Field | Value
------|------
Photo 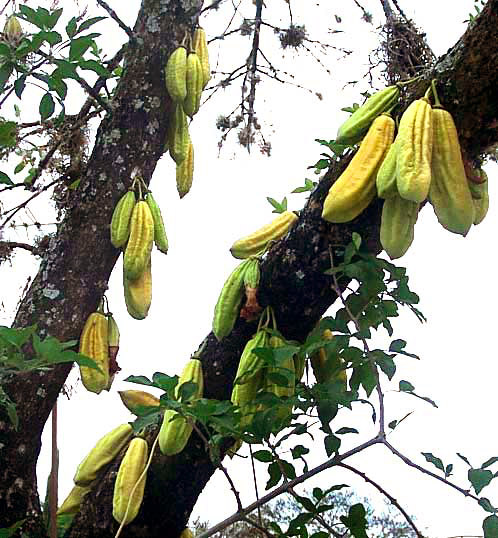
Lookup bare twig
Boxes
[338,462,424,537]
[0,241,40,256]
[96,0,134,40]
[383,440,481,503]
[1,179,59,228]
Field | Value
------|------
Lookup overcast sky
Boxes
[1,1,496,536]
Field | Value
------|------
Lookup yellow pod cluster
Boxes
[158,359,204,456]
[78,311,110,394]
[74,424,133,486]
[112,437,149,525]
[396,98,433,203]
[230,211,298,259]
[322,114,395,223]
[429,107,474,236]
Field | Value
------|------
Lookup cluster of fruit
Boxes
[110,178,168,320]
[322,81,489,259]
[165,28,211,198]
[58,360,204,528]
[212,210,298,341]
[78,303,120,394]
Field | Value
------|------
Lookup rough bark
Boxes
[0,0,497,536]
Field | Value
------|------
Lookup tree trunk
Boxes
[0,0,497,536]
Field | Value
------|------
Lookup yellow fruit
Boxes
[119,390,160,414]
[193,28,211,88]
[158,359,204,456]
[230,211,298,259]
[112,437,149,525]
[336,85,399,145]
[57,485,91,516]
[183,52,203,117]
[110,190,136,248]
[428,107,474,235]
[168,104,190,165]
[376,138,399,199]
[165,46,187,102]
[176,141,194,198]
[231,330,268,408]
[212,259,252,341]
[74,424,133,486]
[123,201,154,280]
[322,114,395,223]
[310,329,347,384]
[396,98,433,203]
[123,256,152,320]
[145,191,168,254]
[380,194,419,259]
[78,312,110,394]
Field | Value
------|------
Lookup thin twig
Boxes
[338,462,424,537]
[383,440,481,503]
[196,436,381,538]
[0,241,40,256]
[1,179,59,228]
[96,0,134,39]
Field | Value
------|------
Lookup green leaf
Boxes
[483,515,498,538]
[39,92,55,120]
[0,42,11,57]
[53,60,79,79]
[340,503,368,538]
[265,461,282,489]
[266,196,287,213]
[77,16,106,34]
[324,434,341,457]
[66,17,78,38]
[0,519,26,537]
[457,452,472,466]
[371,350,396,380]
[151,372,178,392]
[0,326,35,348]
[399,380,415,392]
[335,427,358,435]
[69,36,94,61]
[78,59,111,78]
[291,444,309,459]
[14,75,26,99]
[0,62,14,93]
[292,178,316,193]
[421,452,446,473]
[469,468,494,495]
[252,450,273,462]
[0,172,14,185]
[482,457,498,469]
[0,121,16,148]
[479,498,497,514]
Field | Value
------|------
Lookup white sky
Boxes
[1,1,496,537]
